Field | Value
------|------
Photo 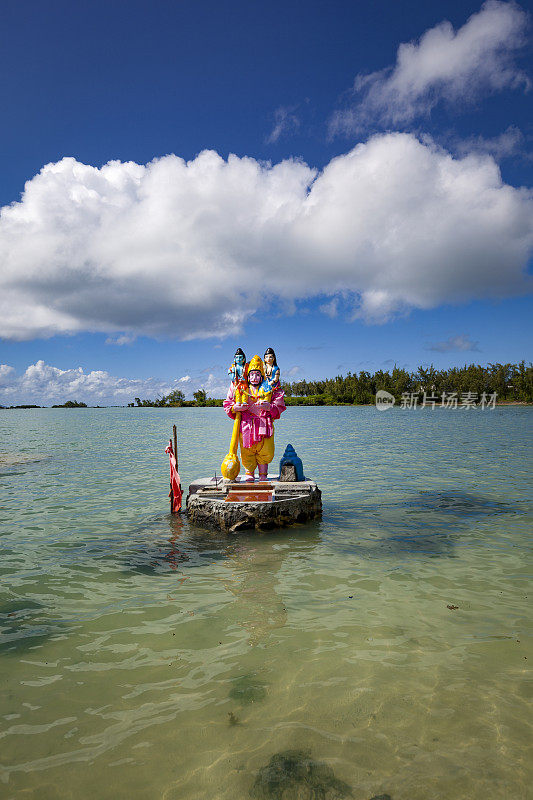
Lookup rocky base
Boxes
[186,478,322,533]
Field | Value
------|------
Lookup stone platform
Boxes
[186,476,322,533]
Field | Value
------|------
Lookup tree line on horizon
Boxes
[131,389,222,407]
[282,360,532,405]
[133,361,532,407]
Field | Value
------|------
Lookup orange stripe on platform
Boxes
[225,490,273,503]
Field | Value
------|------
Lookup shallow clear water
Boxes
[0,406,531,800]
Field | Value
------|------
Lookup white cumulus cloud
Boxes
[105,333,136,346]
[319,298,339,318]
[330,1,530,134]
[0,361,229,406]
[0,364,16,386]
[266,105,301,144]
[0,133,532,339]
[427,334,481,352]
[453,125,527,160]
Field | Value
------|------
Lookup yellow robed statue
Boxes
[221,354,286,481]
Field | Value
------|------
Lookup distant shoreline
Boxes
[1,400,531,409]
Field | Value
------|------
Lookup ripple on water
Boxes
[0,407,531,799]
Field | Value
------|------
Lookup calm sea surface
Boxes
[0,406,531,800]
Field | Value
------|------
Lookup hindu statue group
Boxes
[221,348,285,481]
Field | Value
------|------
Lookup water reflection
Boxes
[222,541,289,647]
[122,515,232,575]
[119,517,322,658]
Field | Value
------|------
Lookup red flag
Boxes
[165,440,182,513]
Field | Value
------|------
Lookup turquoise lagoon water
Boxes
[0,406,531,799]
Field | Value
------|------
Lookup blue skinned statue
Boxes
[228,348,247,384]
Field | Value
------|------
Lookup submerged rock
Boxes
[229,673,267,704]
[187,478,322,532]
[250,749,353,799]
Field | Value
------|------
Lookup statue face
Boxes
[235,354,245,365]
[248,369,262,386]
[264,353,274,365]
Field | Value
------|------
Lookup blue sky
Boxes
[0,0,532,404]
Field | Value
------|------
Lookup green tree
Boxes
[164,389,185,406]
[193,389,207,405]
[281,381,293,397]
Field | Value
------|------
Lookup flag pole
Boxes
[166,429,183,514]
[170,425,178,513]
[169,427,174,512]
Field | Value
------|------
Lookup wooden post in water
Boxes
[170,424,178,513]
[169,427,174,512]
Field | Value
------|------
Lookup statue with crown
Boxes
[182,347,322,530]
[221,348,286,481]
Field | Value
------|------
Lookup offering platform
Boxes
[187,476,322,533]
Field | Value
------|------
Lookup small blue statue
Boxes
[228,348,247,384]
